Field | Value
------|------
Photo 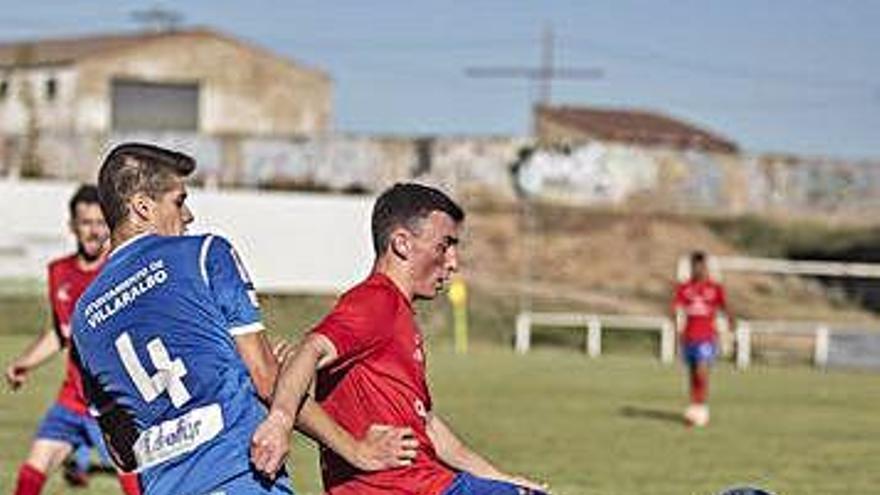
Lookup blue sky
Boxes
[1,1,878,158]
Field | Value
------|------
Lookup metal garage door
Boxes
[111,79,199,131]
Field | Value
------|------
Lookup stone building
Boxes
[0,28,331,138]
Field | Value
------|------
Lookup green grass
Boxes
[2,295,879,494]
[702,214,879,258]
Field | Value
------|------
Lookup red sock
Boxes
[118,472,141,495]
[14,464,46,495]
[691,370,708,404]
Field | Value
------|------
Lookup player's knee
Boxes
[27,439,73,472]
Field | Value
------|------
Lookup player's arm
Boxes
[670,284,684,335]
[670,307,681,334]
[234,331,279,404]
[204,237,413,474]
[254,334,417,474]
[719,285,736,332]
[4,325,62,389]
[426,412,548,493]
[296,395,418,471]
[202,235,280,402]
[250,332,337,476]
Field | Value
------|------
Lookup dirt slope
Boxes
[462,205,876,322]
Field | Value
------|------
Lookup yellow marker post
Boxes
[448,277,469,354]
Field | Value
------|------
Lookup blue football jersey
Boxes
[71,234,284,495]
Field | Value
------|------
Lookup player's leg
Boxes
[682,344,700,425]
[14,404,87,495]
[14,439,73,495]
[692,361,710,405]
[442,472,548,495]
[118,471,142,495]
[62,444,93,486]
[683,341,715,426]
[74,444,92,471]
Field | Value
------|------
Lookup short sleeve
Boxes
[672,283,685,309]
[46,263,67,346]
[201,235,264,336]
[311,285,398,367]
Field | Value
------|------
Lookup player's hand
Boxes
[250,409,294,479]
[4,363,28,390]
[271,339,296,365]
[351,424,419,471]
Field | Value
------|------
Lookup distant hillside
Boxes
[462,204,878,323]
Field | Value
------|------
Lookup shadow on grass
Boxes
[619,405,684,425]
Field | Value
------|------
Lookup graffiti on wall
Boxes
[3,131,880,217]
[516,143,659,203]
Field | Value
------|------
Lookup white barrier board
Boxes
[0,179,375,294]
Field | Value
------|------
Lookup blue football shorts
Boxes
[197,469,294,495]
[35,403,110,464]
[683,340,717,366]
[442,472,547,495]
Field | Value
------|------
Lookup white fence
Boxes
[734,320,829,369]
[0,179,375,294]
[677,254,880,282]
[514,311,880,371]
[514,312,676,364]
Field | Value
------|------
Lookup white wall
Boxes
[188,187,375,293]
[0,179,375,294]
[0,67,77,134]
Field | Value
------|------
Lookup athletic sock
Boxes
[691,371,708,404]
[118,472,142,495]
[14,464,47,495]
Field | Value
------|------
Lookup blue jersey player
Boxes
[71,143,418,495]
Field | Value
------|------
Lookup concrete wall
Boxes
[0,179,376,293]
[515,144,880,217]
[2,131,880,219]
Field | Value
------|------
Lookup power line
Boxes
[463,24,603,105]
[563,36,877,91]
[267,32,877,93]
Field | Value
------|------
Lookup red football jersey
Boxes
[48,254,103,415]
[312,272,456,495]
[673,279,727,343]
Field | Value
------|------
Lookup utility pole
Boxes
[464,24,603,110]
[465,25,603,321]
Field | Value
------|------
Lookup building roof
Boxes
[536,105,738,154]
[0,29,204,67]
[0,28,327,79]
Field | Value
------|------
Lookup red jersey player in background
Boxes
[671,251,735,427]
[250,183,547,495]
[5,185,139,495]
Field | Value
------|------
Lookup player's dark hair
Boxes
[691,251,707,264]
[98,143,196,230]
[371,182,464,256]
[68,184,100,220]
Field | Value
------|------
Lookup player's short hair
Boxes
[68,184,100,220]
[371,183,465,256]
[691,251,707,265]
[98,143,196,230]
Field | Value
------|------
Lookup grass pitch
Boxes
[1,295,878,494]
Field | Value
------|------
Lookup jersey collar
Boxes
[109,233,153,259]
